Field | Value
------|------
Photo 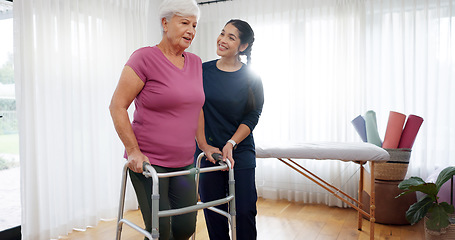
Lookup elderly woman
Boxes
[109,0,202,239]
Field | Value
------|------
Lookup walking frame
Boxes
[115,152,237,240]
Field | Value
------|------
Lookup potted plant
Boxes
[397,166,455,239]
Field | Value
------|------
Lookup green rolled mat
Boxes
[364,110,382,147]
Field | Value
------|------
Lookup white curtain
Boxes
[13,0,455,238]
[14,0,161,239]
[191,0,455,206]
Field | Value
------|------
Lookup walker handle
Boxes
[211,153,225,165]
[142,154,224,172]
[143,161,152,172]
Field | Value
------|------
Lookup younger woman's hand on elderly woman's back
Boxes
[127,150,149,173]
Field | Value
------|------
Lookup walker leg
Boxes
[116,162,129,240]
[230,212,237,240]
[191,157,202,240]
[229,165,237,240]
[150,167,160,240]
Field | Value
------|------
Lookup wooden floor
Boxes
[61,198,425,240]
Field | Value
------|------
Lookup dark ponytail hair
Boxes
[226,19,255,65]
[226,19,257,114]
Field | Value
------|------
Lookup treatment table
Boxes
[255,142,390,240]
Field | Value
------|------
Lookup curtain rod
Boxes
[198,0,232,5]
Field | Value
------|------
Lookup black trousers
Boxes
[129,164,197,240]
[199,167,258,240]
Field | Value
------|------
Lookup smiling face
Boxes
[162,14,197,51]
[216,23,248,58]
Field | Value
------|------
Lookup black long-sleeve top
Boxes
[195,60,264,169]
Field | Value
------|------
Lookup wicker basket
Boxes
[424,215,455,240]
[372,148,411,181]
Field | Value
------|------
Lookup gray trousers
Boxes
[129,164,197,240]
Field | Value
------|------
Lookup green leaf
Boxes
[408,183,439,198]
[398,177,426,190]
[439,202,455,214]
[426,204,451,231]
[406,196,434,225]
[396,190,413,198]
[435,167,455,190]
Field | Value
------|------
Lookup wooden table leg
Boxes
[370,162,375,240]
[358,163,364,230]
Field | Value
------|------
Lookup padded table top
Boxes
[255,142,390,162]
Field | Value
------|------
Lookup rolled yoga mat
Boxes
[382,111,406,149]
[351,115,367,142]
[398,114,424,149]
[364,110,382,147]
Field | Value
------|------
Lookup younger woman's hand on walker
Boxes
[200,145,222,165]
[222,144,235,169]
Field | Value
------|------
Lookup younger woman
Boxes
[195,19,264,240]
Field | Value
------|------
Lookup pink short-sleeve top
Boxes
[124,46,204,168]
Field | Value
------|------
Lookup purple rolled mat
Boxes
[398,114,424,149]
[351,115,367,142]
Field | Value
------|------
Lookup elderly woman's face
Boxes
[163,15,197,50]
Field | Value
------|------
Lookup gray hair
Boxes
[159,0,200,23]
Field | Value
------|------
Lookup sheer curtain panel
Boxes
[191,0,455,206]
[14,0,161,239]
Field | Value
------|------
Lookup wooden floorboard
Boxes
[60,197,425,240]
